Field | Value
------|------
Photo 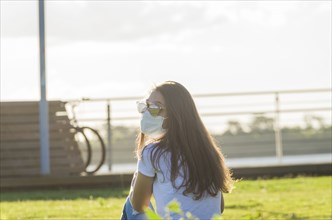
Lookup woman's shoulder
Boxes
[143,142,158,152]
[145,142,159,149]
[141,142,159,158]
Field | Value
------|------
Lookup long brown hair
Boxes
[136,81,233,199]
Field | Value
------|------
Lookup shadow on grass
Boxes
[0,187,129,202]
[240,209,329,220]
[226,201,330,220]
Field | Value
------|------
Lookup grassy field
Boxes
[0,176,331,220]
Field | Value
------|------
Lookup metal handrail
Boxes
[64,88,331,103]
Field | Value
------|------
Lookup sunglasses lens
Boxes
[148,108,160,117]
[136,102,147,113]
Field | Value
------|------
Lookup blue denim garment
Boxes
[121,196,155,220]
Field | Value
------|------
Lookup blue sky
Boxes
[1,1,331,101]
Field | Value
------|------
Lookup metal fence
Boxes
[64,88,331,173]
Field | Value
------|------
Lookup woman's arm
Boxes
[130,172,154,212]
[221,193,224,214]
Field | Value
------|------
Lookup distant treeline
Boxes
[107,114,331,141]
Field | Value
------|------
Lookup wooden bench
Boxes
[0,101,85,177]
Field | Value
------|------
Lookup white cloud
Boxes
[0,1,225,44]
[3,1,321,46]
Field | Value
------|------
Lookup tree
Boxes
[249,114,274,133]
[225,120,244,135]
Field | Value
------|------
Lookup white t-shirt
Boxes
[137,143,222,220]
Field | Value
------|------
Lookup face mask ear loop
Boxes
[162,118,168,130]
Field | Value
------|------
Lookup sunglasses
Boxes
[136,100,165,117]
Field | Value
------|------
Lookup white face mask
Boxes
[140,111,166,139]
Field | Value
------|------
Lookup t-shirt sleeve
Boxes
[137,144,156,177]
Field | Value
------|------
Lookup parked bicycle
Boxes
[68,102,106,175]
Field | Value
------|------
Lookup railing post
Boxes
[274,92,283,163]
[107,101,112,171]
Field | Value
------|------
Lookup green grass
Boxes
[0,176,331,219]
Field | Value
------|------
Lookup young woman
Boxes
[121,81,233,219]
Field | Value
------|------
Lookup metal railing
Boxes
[65,88,331,171]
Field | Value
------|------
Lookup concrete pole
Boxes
[38,0,50,175]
